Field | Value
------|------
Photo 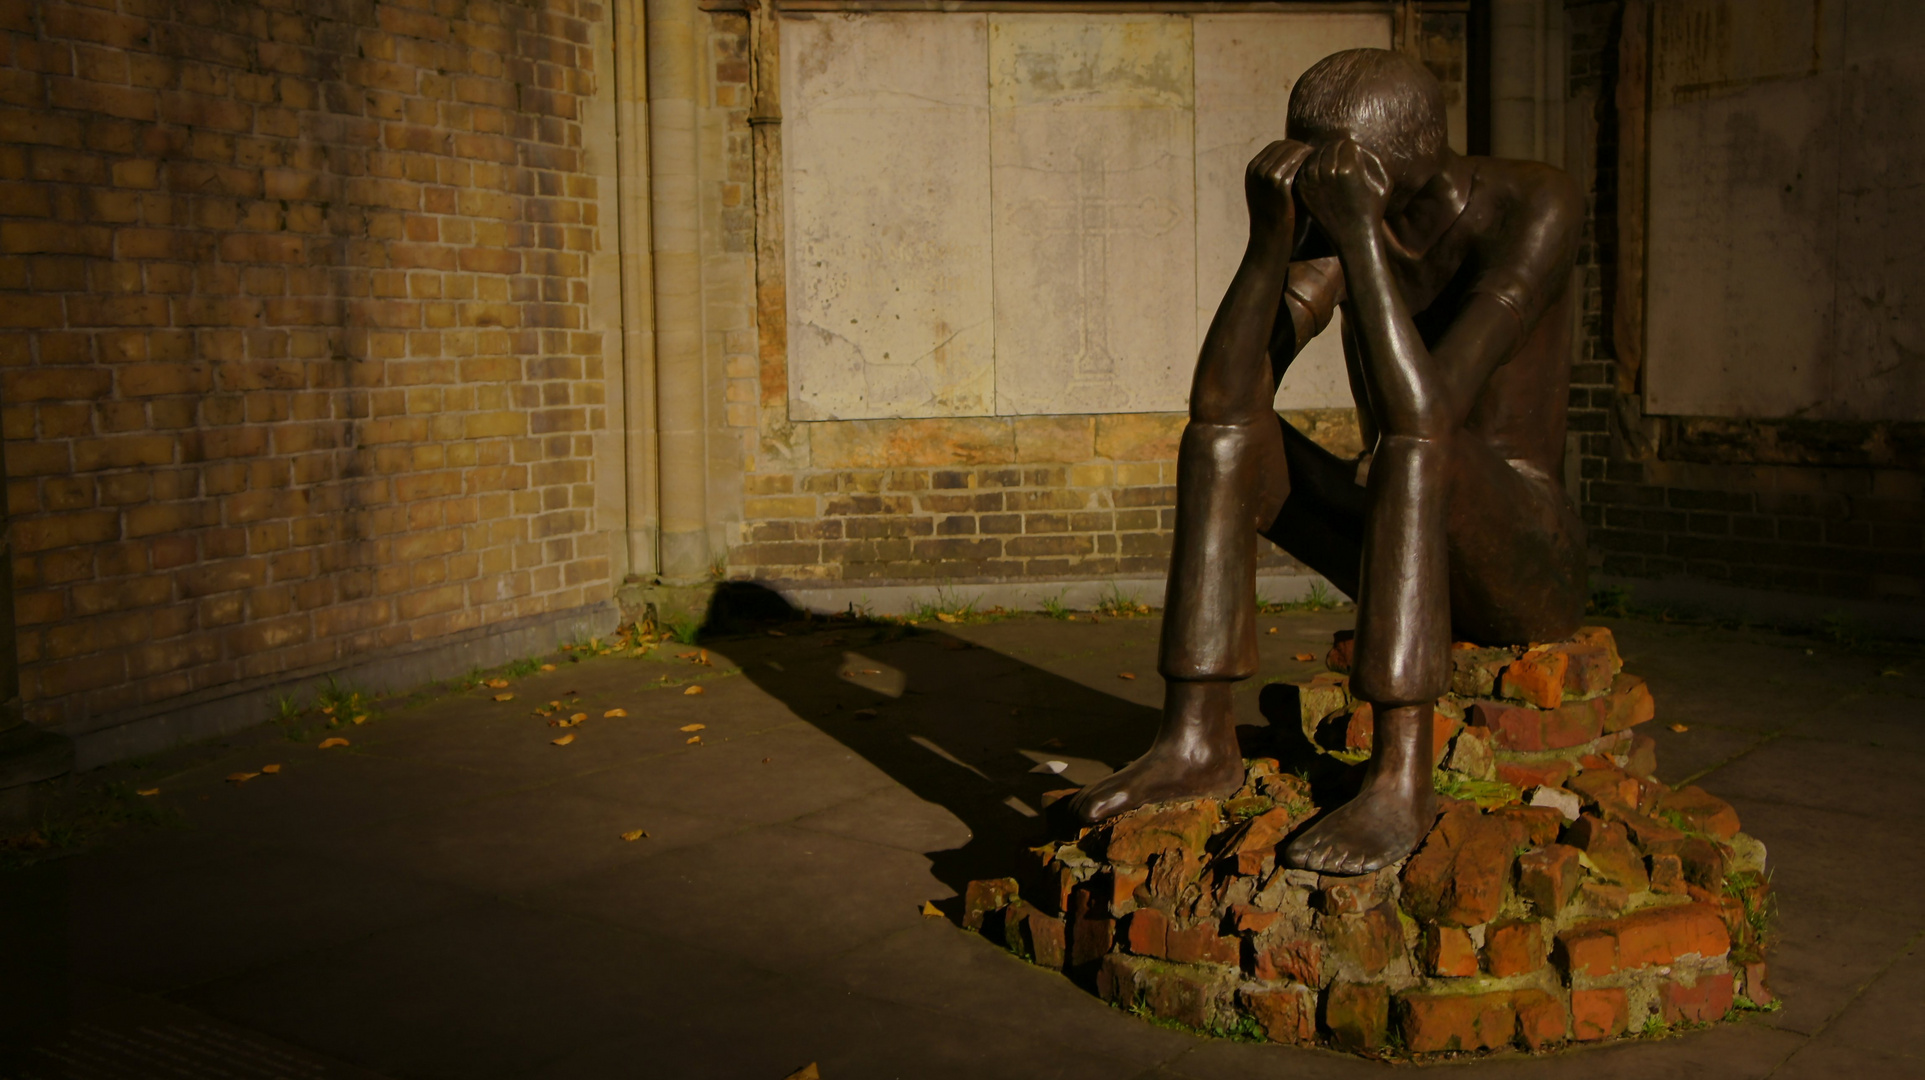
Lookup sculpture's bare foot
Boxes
[1070,682,1245,825]
[1285,703,1438,875]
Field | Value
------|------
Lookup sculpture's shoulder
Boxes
[1470,157,1583,253]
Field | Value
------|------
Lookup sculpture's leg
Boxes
[1285,432,1450,874]
[1068,420,1271,824]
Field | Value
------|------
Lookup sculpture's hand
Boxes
[1245,139,1314,256]
[1297,138,1392,247]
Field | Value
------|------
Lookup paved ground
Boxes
[2,600,1920,1079]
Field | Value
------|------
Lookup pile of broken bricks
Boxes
[966,626,1773,1057]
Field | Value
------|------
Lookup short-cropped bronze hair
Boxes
[1287,48,1448,177]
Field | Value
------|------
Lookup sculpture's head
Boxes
[1286,48,1450,209]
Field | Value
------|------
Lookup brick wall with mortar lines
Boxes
[0,0,614,728]
[1563,0,1922,610]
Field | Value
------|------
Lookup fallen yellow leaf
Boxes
[603,707,627,718]
[1118,672,1136,680]
[699,649,709,665]
[494,693,514,702]
[686,735,702,745]
[920,900,942,917]
[539,663,556,671]
[552,733,576,746]
[935,612,957,623]
[784,1064,820,1080]
[1668,723,1690,733]
[677,650,700,660]
[487,679,509,689]
[318,737,349,749]
[683,685,704,696]
[260,764,282,774]
[136,787,159,796]
[226,772,259,783]
[680,723,705,732]
[549,700,561,707]
[621,829,650,841]
[1267,627,1279,635]
[571,712,588,723]
[767,629,786,637]
[351,714,368,725]
[321,706,335,715]
[1294,652,1317,662]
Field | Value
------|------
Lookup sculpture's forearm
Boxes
[1189,237,1293,426]
[1337,232,1450,439]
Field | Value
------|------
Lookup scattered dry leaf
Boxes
[784,1065,820,1080]
[762,757,772,764]
[683,685,705,696]
[1294,652,1317,662]
[351,714,368,725]
[486,679,509,689]
[1267,627,1279,635]
[935,612,958,624]
[552,733,576,746]
[571,712,588,723]
[1668,723,1690,733]
[318,737,349,749]
[136,787,159,796]
[677,650,700,660]
[920,901,942,917]
[685,735,702,745]
[698,649,710,665]
[1064,614,1076,621]
[603,707,627,718]
[620,829,649,841]
[1040,737,1064,749]
[853,708,879,719]
[493,693,514,702]
[539,663,556,671]
[321,706,335,715]
[1118,672,1136,680]
[767,629,786,637]
[680,723,706,732]
[226,772,259,783]
[260,764,282,775]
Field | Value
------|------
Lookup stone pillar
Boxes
[646,0,713,584]
[612,0,662,580]
[1489,0,1565,166]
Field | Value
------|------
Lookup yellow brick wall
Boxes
[1,0,614,727]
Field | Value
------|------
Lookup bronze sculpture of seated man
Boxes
[1070,48,1587,876]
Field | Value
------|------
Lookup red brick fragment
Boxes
[1502,649,1569,708]
[1228,904,1280,935]
[1324,900,1403,976]
[1580,881,1631,913]
[1324,981,1389,1051]
[1165,924,1238,966]
[1491,804,1565,848]
[1220,806,1294,877]
[1242,985,1317,1044]
[1660,972,1735,1025]
[1325,632,1355,673]
[1564,814,1650,891]
[1123,907,1170,957]
[1024,909,1067,969]
[1423,924,1478,977]
[1106,801,1219,864]
[1318,875,1379,915]
[964,877,1018,930]
[1067,886,1114,967]
[1649,852,1688,894]
[1485,919,1549,976]
[1626,733,1659,778]
[1742,960,1773,1006]
[1250,934,1320,985]
[1571,987,1628,1041]
[1571,626,1622,667]
[1398,990,1517,1053]
[1602,673,1656,732]
[1401,804,1520,927]
[1496,759,1576,790]
[1646,836,1730,889]
[1657,785,1742,840]
[1148,847,1205,901]
[1514,988,1570,1048]
[1106,863,1149,916]
[1559,643,1617,696]
[1556,903,1732,977]
[1518,843,1584,917]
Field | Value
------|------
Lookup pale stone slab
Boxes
[989,14,1198,416]
[1192,13,1389,413]
[783,13,995,421]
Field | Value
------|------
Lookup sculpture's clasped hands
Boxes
[1244,139,1315,256]
[1296,138,1393,248]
